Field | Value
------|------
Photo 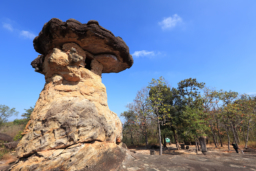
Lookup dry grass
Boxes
[0,145,12,160]
[0,123,23,161]
[203,141,256,149]
[0,124,24,138]
[247,141,256,148]
[1,153,12,161]
[0,152,17,165]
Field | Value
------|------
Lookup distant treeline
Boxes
[0,105,33,141]
[121,77,256,154]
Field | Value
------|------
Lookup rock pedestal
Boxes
[9,18,133,171]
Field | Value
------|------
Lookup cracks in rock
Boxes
[84,56,92,70]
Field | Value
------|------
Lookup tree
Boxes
[121,110,137,145]
[176,78,205,149]
[0,105,18,127]
[148,76,171,155]
[235,94,256,148]
[181,105,209,153]
[169,88,182,148]
[177,78,205,108]
[126,87,153,147]
[13,106,34,125]
[22,106,34,121]
[202,88,224,147]
[219,90,238,151]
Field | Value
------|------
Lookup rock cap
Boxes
[32,18,133,73]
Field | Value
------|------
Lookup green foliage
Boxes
[181,106,209,138]
[121,76,256,149]
[177,78,205,108]
[148,76,172,118]
[121,110,136,124]
[13,118,28,125]
[0,105,18,127]
[173,78,206,140]
[13,106,34,127]
[13,131,23,141]
[22,106,34,121]
[220,90,238,105]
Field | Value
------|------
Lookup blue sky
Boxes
[1,0,256,123]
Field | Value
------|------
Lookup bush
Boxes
[13,119,28,125]
[13,131,23,141]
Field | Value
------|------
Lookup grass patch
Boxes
[247,141,256,148]
[0,123,25,138]
[0,144,12,160]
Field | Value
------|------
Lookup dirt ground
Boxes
[120,144,256,171]
[1,144,256,171]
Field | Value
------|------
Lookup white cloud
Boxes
[20,30,36,39]
[159,14,183,30]
[132,50,155,57]
[2,20,36,40]
[2,23,13,31]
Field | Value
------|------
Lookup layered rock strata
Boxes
[10,19,132,171]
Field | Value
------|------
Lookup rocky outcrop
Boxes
[4,141,19,150]
[10,19,133,171]
[32,18,133,74]
[0,133,13,142]
[10,142,126,171]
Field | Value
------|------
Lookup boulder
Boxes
[0,133,13,142]
[10,18,133,171]
[4,141,19,150]
[32,18,133,74]
[9,141,126,171]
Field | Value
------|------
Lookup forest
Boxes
[121,77,256,155]
[1,76,256,157]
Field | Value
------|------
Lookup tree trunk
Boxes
[210,125,218,148]
[242,125,246,143]
[230,122,239,150]
[216,119,223,147]
[224,125,230,151]
[171,126,179,148]
[157,116,162,155]
[234,126,240,143]
[130,131,134,145]
[245,116,251,148]
[217,133,223,147]
[163,134,167,148]
[145,131,148,146]
[195,139,198,154]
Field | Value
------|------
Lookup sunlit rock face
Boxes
[10,18,132,171]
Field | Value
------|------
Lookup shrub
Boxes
[13,119,28,125]
[13,131,23,141]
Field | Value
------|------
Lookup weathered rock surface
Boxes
[11,18,132,170]
[117,150,256,171]
[17,46,122,157]
[10,142,126,171]
[32,18,133,74]
[4,141,19,150]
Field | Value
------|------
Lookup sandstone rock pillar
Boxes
[10,18,133,171]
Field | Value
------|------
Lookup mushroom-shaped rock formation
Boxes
[10,19,132,171]
[31,18,133,74]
